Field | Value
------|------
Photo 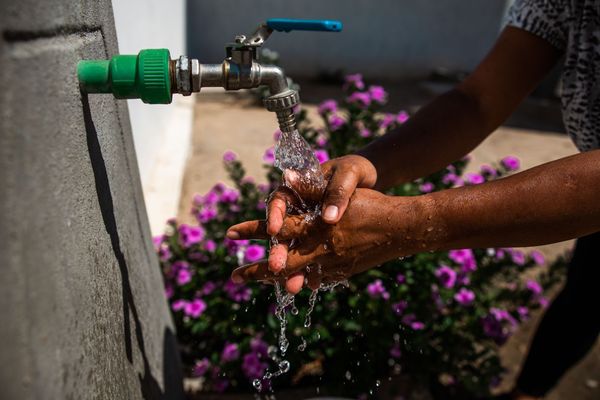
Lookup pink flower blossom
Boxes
[316,135,328,147]
[344,73,365,90]
[392,300,408,315]
[465,173,485,185]
[198,207,217,223]
[244,244,266,263]
[317,99,338,115]
[193,358,210,377]
[328,114,345,131]
[171,299,187,312]
[221,342,240,362]
[435,265,457,288]
[442,173,458,185]
[176,268,192,286]
[367,279,390,300]
[501,156,520,171]
[510,249,526,266]
[517,306,529,321]
[223,151,237,163]
[526,280,543,296]
[396,274,406,284]
[359,128,371,138]
[273,129,282,141]
[530,250,545,266]
[203,239,217,253]
[449,249,477,272]
[179,224,205,248]
[347,91,371,107]
[184,298,207,318]
[263,147,275,164]
[419,182,434,193]
[379,113,396,130]
[390,344,402,358]
[220,188,239,203]
[396,111,409,124]
[454,288,475,306]
[480,164,498,178]
[369,85,387,103]
[402,314,425,330]
[314,149,329,164]
[224,280,252,302]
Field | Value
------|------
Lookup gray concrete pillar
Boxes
[0,1,184,398]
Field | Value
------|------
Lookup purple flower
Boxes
[250,336,269,356]
[197,207,217,224]
[480,164,498,178]
[454,288,475,306]
[510,249,526,266]
[176,268,192,286]
[526,280,543,296]
[396,111,409,124]
[347,91,372,107]
[164,284,174,299]
[201,281,217,296]
[435,265,457,289]
[193,358,210,377]
[392,300,408,315]
[359,128,371,138]
[517,306,529,321]
[221,342,240,362]
[184,299,207,318]
[179,224,205,248]
[369,85,387,103]
[204,239,217,253]
[396,274,406,284]
[171,299,187,312]
[316,135,328,147]
[224,279,252,302]
[314,149,329,164]
[465,173,485,185]
[501,156,520,171]
[223,150,237,163]
[379,113,396,130]
[390,344,402,358]
[328,114,345,131]
[442,172,459,185]
[263,147,275,164]
[244,244,265,263]
[220,188,240,203]
[367,279,390,300]
[538,296,549,308]
[273,129,282,141]
[419,182,435,193]
[481,308,517,344]
[224,238,249,256]
[448,249,477,272]
[402,314,425,330]
[242,352,268,380]
[318,99,338,115]
[344,73,365,90]
[530,250,545,266]
[152,235,165,249]
[158,246,172,262]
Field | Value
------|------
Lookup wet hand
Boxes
[228,189,425,293]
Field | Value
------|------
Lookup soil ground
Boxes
[177,81,599,399]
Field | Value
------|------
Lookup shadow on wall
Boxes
[82,95,184,399]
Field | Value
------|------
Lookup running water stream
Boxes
[252,128,347,392]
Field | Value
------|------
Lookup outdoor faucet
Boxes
[77,19,342,134]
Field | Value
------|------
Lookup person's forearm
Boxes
[357,87,494,190]
[415,150,600,250]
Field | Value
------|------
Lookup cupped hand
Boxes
[262,155,378,293]
[228,189,428,293]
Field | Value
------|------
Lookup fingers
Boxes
[226,220,270,240]
[266,188,295,236]
[321,166,359,224]
[268,242,288,273]
[285,272,305,295]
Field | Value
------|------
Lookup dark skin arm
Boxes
[230,26,573,292]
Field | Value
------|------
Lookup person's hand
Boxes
[228,189,429,293]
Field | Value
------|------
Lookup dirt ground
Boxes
[177,86,599,399]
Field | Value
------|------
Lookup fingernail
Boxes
[323,205,338,221]
[226,230,240,239]
[231,274,243,284]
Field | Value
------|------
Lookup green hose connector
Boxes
[77,49,172,104]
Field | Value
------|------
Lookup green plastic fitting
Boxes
[77,49,172,104]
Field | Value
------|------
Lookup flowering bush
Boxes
[154,74,566,398]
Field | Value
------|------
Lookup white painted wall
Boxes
[188,0,512,78]
[112,0,193,234]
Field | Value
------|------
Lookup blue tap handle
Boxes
[266,18,343,33]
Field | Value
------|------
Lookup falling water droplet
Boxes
[345,371,352,380]
[376,380,381,387]
[279,360,290,373]
[253,379,262,391]
[291,306,299,315]
[297,337,307,351]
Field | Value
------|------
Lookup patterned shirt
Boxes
[507,0,600,151]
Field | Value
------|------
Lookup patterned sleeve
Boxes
[506,0,569,50]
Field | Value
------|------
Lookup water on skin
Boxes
[256,129,347,390]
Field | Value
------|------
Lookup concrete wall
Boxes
[0,1,184,398]
[112,0,192,235]
[187,0,511,79]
